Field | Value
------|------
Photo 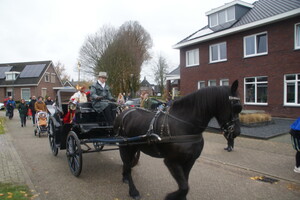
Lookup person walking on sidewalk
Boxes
[34,96,47,112]
[28,96,37,126]
[6,96,16,119]
[290,117,300,173]
[18,99,28,127]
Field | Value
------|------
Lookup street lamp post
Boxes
[77,61,81,83]
[130,74,134,98]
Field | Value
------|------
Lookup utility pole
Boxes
[77,61,81,83]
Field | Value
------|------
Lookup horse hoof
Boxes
[133,195,141,200]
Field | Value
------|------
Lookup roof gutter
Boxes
[173,8,300,49]
[0,84,38,87]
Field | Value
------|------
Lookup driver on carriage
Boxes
[90,72,116,125]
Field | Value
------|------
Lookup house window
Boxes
[41,88,47,98]
[186,49,199,67]
[220,79,229,86]
[5,72,20,81]
[45,73,50,82]
[209,6,235,27]
[210,42,227,63]
[295,23,300,50]
[208,80,217,86]
[244,76,268,105]
[21,88,30,101]
[210,13,218,27]
[284,74,300,106]
[51,73,56,83]
[198,81,205,89]
[244,32,268,57]
[6,88,12,97]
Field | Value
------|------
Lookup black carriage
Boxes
[48,88,140,177]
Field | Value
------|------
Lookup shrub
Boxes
[239,113,272,124]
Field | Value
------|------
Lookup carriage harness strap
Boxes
[120,108,203,144]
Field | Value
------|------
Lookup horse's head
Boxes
[216,80,242,140]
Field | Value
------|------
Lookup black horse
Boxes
[114,80,242,200]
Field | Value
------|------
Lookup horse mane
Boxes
[170,86,231,125]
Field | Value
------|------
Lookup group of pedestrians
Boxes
[4,95,53,127]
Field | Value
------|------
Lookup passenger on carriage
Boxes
[70,86,88,103]
[90,72,116,125]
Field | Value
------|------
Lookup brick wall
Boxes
[179,17,300,118]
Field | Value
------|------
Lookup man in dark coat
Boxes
[29,96,37,126]
[90,72,115,125]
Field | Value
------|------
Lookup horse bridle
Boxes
[221,96,241,140]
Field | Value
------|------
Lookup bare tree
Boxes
[152,54,169,95]
[78,25,117,76]
[78,21,153,96]
[54,61,70,83]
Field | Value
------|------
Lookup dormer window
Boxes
[5,71,20,81]
[206,1,253,31]
[209,6,235,28]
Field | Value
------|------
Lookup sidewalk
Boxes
[0,112,36,192]
[209,117,295,139]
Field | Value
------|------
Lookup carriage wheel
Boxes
[131,150,140,167]
[48,120,58,156]
[66,131,82,177]
[93,142,104,151]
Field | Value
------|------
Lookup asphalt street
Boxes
[1,110,300,200]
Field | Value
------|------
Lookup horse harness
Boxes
[119,95,241,144]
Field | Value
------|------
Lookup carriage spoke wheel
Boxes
[66,131,82,177]
[48,120,58,156]
[93,142,104,151]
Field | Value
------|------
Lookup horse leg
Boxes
[164,159,190,200]
[119,146,140,200]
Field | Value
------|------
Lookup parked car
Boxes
[125,98,141,108]
[0,103,5,110]
[125,98,164,111]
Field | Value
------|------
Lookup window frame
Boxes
[44,72,50,82]
[41,88,47,98]
[186,49,199,67]
[244,76,268,105]
[243,32,268,58]
[295,23,300,50]
[197,81,205,89]
[208,80,217,87]
[51,73,56,83]
[284,73,300,106]
[21,88,31,101]
[6,88,13,97]
[209,42,227,63]
[209,7,235,28]
[220,79,229,86]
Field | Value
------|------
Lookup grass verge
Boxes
[0,117,6,134]
[0,182,33,199]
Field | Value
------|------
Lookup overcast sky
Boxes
[0,0,256,83]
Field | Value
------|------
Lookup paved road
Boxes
[2,110,300,200]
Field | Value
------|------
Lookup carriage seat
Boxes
[75,102,98,123]
[77,102,96,113]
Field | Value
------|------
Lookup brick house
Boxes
[166,67,180,99]
[0,60,63,101]
[173,0,300,118]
